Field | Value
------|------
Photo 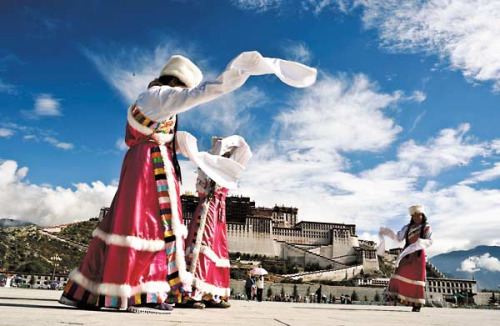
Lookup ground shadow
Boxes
[0,302,75,310]
[293,306,410,313]
[0,296,59,302]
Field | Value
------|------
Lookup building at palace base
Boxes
[181,194,379,277]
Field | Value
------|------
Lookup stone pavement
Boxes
[1,288,499,326]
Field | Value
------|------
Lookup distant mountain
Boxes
[430,245,500,290]
[0,218,36,228]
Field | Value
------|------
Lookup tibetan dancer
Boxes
[178,133,251,308]
[59,51,316,313]
[378,205,433,312]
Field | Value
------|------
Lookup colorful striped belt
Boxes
[131,105,175,135]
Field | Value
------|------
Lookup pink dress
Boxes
[385,223,432,307]
[184,177,231,302]
[181,135,252,303]
[60,106,191,309]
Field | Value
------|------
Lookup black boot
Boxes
[412,306,421,312]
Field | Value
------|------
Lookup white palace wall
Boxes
[227,223,277,256]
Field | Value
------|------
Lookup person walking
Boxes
[316,285,322,303]
[256,275,265,302]
[245,275,255,301]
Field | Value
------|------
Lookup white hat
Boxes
[409,205,425,216]
[160,55,203,88]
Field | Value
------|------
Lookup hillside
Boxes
[430,245,500,290]
[0,222,95,275]
[57,220,98,246]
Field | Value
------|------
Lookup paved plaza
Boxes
[1,288,499,326]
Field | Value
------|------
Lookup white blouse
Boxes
[135,51,317,121]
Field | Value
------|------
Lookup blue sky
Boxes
[1,0,500,257]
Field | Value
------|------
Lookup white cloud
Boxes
[0,128,14,138]
[82,40,267,136]
[276,74,404,157]
[406,90,426,103]
[409,111,426,133]
[458,253,500,273]
[0,122,73,151]
[182,86,267,137]
[81,41,204,104]
[34,94,62,116]
[365,124,488,179]
[491,139,500,154]
[302,0,349,14]
[232,0,282,12]
[460,162,500,185]
[226,77,499,256]
[115,138,128,151]
[0,160,116,226]
[283,41,313,65]
[236,73,423,233]
[354,0,500,91]
[43,137,74,150]
[0,79,16,94]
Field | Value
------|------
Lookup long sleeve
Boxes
[137,51,317,121]
[396,224,409,242]
[175,131,252,189]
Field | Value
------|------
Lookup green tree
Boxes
[29,275,35,287]
[489,292,497,304]
[281,286,285,298]
[267,287,273,298]
[374,292,381,302]
[351,290,359,301]
[16,260,46,274]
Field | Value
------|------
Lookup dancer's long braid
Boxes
[171,115,182,184]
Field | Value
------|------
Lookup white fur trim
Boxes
[200,246,231,268]
[193,277,231,298]
[160,145,193,287]
[385,291,426,304]
[180,224,188,239]
[127,105,153,136]
[159,196,170,204]
[151,131,174,145]
[69,269,170,309]
[189,200,210,274]
[409,205,425,215]
[390,274,426,287]
[92,228,166,252]
[160,55,203,89]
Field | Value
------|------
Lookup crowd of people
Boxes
[236,281,354,304]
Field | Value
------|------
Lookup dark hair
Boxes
[171,115,182,184]
[404,213,427,249]
[148,75,187,89]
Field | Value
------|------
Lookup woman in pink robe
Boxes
[58,52,316,312]
[182,135,251,308]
